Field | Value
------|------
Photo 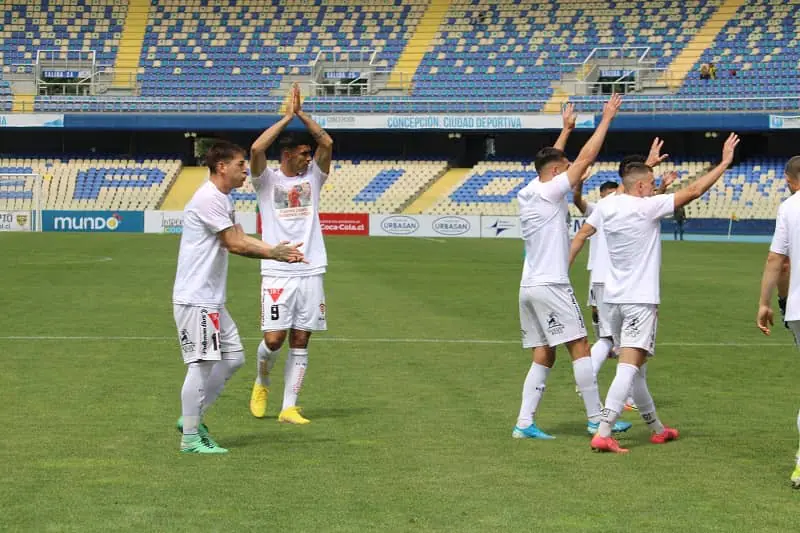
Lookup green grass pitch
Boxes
[1,233,798,532]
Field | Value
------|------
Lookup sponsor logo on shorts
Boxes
[624,318,641,338]
[208,312,220,331]
[547,312,565,336]
[179,328,195,354]
[267,288,284,303]
[319,302,326,320]
[199,309,219,355]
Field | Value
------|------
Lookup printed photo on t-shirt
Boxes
[273,182,312,219]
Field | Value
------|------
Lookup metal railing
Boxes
[10,95,800,114]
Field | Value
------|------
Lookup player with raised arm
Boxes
[569,133,740,453]
[248,84,334,425]
[513,94,633,440]
[756,155,800,487]
[172,141,304,454]
[572,139,676,397]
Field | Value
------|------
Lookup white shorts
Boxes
[519,284,587,348]
[589,283,613,338]
[173,305,243,364]
[608,303,658,355]
[261,275,327,332]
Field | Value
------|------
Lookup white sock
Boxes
[282,348,308,410]
[203,350,245,414]
[516,362,550,429]
[796,409,800,465]
[590,337,613,375]
[630,363,664,434]
[598,363,639,438]
[573,356,603,423]
[181,360,214,436]
[255,340,280,386]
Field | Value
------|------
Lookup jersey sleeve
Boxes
[250,167,274,192]
[584,201,596,217]
[644,193,676,220]
[585,204,602,229]
[770,204,789,256]
[539,172,571,203]
[197,193,235,234]
[310,160,329,186]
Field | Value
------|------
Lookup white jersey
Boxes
[770,191,800,320]
[586,193,675,304]
[518,172,571,286]
[253,160,328,277]
[172,181,236,306]
[584,201,610,285]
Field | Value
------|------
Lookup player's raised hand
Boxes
[721,133,740,166]
[292,83,302,115]
[602,93,623,121]
[272,241,307,263]
[757,304,774,336]
[661,170,679,189]
[562,102,577,130]
[646,137,669,167]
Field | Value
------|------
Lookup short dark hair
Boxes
[278,132,314,153]
[205,141,246,173]
[534,147,568,175]
[599,181,619,193]
[621,162,653,179]
[786,156,800,181]
[618,154,646,178]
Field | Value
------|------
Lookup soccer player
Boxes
[513,94,633,440]
[172,141,305,454]
[248,83,334,425]
[572,141,675,385]
[756,155,800,487]
[569,132,740,453]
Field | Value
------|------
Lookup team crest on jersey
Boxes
[267,288,284,302]
[547,312,565,335]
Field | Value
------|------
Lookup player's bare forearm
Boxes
[674,162,727,208]
[554,126,573,152]
[250,115,293,177]
[566,119,611,186]
[572,185,588,214]
[569,224,596,266]
[297,110,333,173]
[759,252,785,306]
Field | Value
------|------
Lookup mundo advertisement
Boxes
[42,211,144,232]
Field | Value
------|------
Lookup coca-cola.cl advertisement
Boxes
[319,213,369,235]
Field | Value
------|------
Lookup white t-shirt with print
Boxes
[253,160,327,277]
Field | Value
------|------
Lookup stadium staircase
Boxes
[112,0,150,89]
[12,93,34,113]
[659,0,747,89]
[387,0,451,91]
[404,167,470,214]
[160,166,206,210]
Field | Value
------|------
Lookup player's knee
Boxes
[263,332,286,352]
[289,329,311,348]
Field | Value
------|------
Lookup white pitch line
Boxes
[0,335,792,347]
[422,238,447,243]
